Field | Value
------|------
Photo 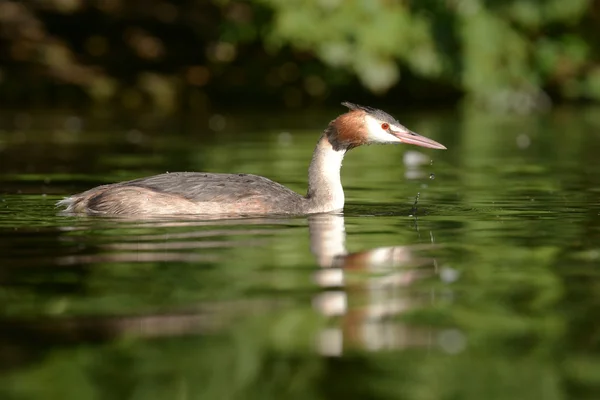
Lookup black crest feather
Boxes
[341,102,399,125]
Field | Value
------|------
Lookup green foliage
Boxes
[254,0,599,106]
[0,0,598,108]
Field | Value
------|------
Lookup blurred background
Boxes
[3,2,600,399]
[1,0,599,113]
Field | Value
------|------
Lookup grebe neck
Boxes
[306,133,347,213]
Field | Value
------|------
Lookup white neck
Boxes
[305,134,347,213]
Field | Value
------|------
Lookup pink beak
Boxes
[391,129,447,150]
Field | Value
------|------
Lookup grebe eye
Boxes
[381,123,389,130]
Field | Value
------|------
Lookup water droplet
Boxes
[208,114,227,131]
[278,131,292,146]
[440,267,460,283]
[429,173,435,180]
[516,134,531,149]
[65,116,82,133]
[438,329,466,354]
[403,150,428,167]
[126,129,144,144]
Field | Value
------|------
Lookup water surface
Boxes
[1,106,600,399]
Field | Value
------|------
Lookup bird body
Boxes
[58,103,446,216]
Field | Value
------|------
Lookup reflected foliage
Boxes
[1,106,600,398]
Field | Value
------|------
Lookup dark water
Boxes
[1,106,600,399]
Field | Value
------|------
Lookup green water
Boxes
[1,106,600,399]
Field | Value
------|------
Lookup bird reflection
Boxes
[1,213,440,358]
[308,213,437,355]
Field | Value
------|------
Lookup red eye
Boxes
[381,123,389,130]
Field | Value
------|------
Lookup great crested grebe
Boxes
[58,102,446,216]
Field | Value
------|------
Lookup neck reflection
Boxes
[308,213,439,356]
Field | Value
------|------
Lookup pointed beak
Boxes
[390,128,447,150]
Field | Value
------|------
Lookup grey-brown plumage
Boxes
[58,103,446,216]
[59,172,307,215]
[123,172,299,203]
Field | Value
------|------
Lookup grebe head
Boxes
[327,102,447,151]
